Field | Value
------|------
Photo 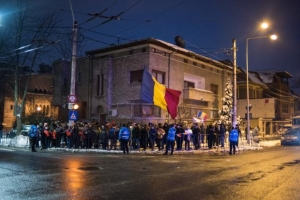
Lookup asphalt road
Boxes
[0,145,300,200]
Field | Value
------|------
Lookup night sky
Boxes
[1,0,300,88]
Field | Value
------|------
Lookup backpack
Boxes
[29,126,37,138]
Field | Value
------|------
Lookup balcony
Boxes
[182,88,214,102]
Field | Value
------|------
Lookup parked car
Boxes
[281,128,300,145]
[21,124,34,136]
[278,124,292,135]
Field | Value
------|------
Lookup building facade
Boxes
[53,38,233,125]
[237,69,296,135]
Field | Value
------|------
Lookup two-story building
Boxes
[53,38,233,125]
[237,68,295,135]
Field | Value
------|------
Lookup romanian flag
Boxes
[197,111,208,121]
[141,68,181,119]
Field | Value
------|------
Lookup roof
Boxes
[257,70,293,81]
[238,68,267,88]
[86,37,232,71]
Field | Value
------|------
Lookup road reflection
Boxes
[63,159,84,196]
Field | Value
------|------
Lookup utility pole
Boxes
[70,20,78,97]
[68,20,78,126]
[232,39,237,127]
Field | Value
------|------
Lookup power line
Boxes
[87,0,142,30]
[118,0,186,34]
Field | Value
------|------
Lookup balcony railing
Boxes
[182,88,214,102]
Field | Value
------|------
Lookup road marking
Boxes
[0,148,15,151]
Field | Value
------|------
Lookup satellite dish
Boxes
[175,36,185,48]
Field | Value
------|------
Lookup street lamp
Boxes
[246,34,277,144]
[36,106,41,112]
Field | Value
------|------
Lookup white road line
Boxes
[0,148,15,151]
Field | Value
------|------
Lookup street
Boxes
[0,145,300,200]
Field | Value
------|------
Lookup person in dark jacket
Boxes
[119,124,130,154]
[207,124,214,149]
[192,124,200,150]
[219,123,226,147]
[132,123,141,150]
[229,126,239,155]
[141,125,149,151]
[175,124,184,150]
[149,124,156,151]
[163,123,176,155]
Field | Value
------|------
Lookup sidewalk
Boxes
[0,135,281,155]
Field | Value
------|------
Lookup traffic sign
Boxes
[69,110,78,121]
[68,95,77,103]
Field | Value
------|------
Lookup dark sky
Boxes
[1,0,300,84]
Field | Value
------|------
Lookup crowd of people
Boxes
[28,120,242,155]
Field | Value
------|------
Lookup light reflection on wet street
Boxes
[1,146,300,200]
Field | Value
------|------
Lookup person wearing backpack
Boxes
[29,125,38,152]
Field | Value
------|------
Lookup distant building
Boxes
[2,73,58,128]
[237,68,298,135]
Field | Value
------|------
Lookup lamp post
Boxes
[246,34,277,144]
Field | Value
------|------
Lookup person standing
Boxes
[207,124,214,149]
[156,124,165,151]
[132,123,141,150]
[163,123,176,155]
[119,124,130,154]
[149,124,156,151]
[192,124,200,150]
[229,127,239,155]
[184,126,193,150]
[219,123,226,147]
[29,125,38,152]
[141,125,149,151]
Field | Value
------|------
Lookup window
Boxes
[134,105,161,117]
[210,110,218,119]
[130,70,143,83]
[184,59,188,63]
[97,74,104,96]
[193,62,197,66]
[184,81,195,88]
[238,86,246,99]
[211,84,218,95]
[129,50,133,55]
[10,105,13,110]
[142,47,147,52]
[152,70,165,84]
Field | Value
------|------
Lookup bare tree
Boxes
[0,0,60,134]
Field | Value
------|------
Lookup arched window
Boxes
[39,89,43,93]
[46,105,50,115]
[44,89,47,94]
[43,105,46,115]
[34,88,38,93]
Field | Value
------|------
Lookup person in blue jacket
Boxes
[119,124,130,154]
[163,123,176,155]
[29,125,39,152]
[229,126,239,155]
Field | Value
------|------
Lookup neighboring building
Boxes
[237,68,297,135]
[53,38,233,125]
[2,74,58,128]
